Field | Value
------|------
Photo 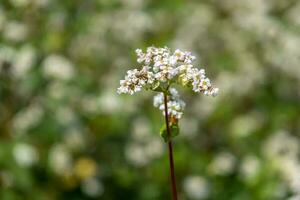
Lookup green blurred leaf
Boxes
[160,123,180,142]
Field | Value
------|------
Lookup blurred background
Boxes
[0,0,300,199]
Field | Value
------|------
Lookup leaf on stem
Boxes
[160,123,180,142]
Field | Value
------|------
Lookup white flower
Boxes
[81,178,104,197]
[48,144,72,175]
[118,46,218,97]
[118,46,219,119]
[153,87,185,119]
[208,152,236,176]
[13,143,39,167]
[117,66,154,95]
[183,176,210,199]
[3,21,28,42]
[12,45,36,78]
[43,55,74,80]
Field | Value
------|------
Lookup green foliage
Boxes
[160,123,180,142]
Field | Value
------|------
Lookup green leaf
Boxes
[159,124,180,142]
[171,124,179,138]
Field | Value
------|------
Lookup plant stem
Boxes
[163,92,178,200]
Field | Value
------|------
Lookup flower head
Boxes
[117,46,218,97]
[153,88,185,120]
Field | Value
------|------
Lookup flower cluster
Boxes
[117,66,154,95]
[117,46,219,97]
[153,88,185,119]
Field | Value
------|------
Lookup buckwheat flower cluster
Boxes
[117,46,219,97]
[153,88,185,119]
[117,66,154,95]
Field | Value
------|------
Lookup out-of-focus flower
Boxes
[263,130,300,196]
[9,0,30,7]
[288,194,300,200]
[48,144,72,175]
[132,117,151,141]
[81,177,104,197]
[180,117,199,138]
[12,103,44,135]
[43,55,74,80]
[125,143,149,167]
[239,155,260,181]
[263,130,299,160]
[12,45,36,78]
[183,175,210,199]
[56,107,77,126]
[144,137,164,158]
[230,112,263,138]
[80,95,100,114]
[63,128,86,151]
[208,152,236,176]
[3,21,28,42]
[99,90,121,114]
[13,143,39,167]
[0,45,16,66]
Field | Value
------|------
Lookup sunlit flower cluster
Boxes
[153,88,185,119]
[117,66,154,95]
[117,46,219,97]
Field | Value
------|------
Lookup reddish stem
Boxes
[163,93,178,200]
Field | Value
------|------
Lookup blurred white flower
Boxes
[13,143,39,167]
[111,10,152,42]
[32,0,49,7]
[280,159,300,195]
[47,81,66,99]
[12,103,44,135]
[12,45,36,78]
[208,152,236,176]
[99,91,121,114]
[80,95,100,114]
[0,45,16,66]
[288,194,300,200]
[125,143,148,167]
[121,0,145,9]
[81,177,104,197]
[63,128,86,151]
[43,55,74,80]
[239,155,260,181]
[183,175,210,200]
[3,21,28,42]
[132,117,151,141]
[263,130,300,196]
[10,0,30,7]
[144,137,164,158]
[55,106,77,126]
[48,144,72,175]
[263,130,299,160]
[230,112,263,138]
[180,117,199,138]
